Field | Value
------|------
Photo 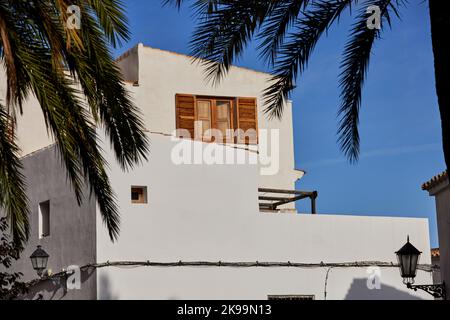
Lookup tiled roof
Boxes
[431,248,440,258]
[422,171,448,191]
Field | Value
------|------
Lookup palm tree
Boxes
[165,0,449,172]
[0,0,149,246]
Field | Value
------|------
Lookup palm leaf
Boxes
[0,108,29,246]
[338,0,403,162]
[264,0,353,119]
[257,0,309,66]
[0,0,148,245]
[189,0,274,85]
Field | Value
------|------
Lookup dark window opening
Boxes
[131,186,148,204]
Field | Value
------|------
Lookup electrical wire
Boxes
[25,259,437,290]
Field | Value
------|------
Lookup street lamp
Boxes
[29,245,49,278]
[396,236,422,284]
[395,236,446,299]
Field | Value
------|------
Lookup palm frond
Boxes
[257,0,309,66]
[189,0,273,85]
[173,0,410,164]
[161,0,185,9]
[77,3,149,169]
[88,0,130,48]
[0,2,25,113]
[338,0,402,162]
[163,0,221,16]
[19,41,121,240]
[0,108,29,246]
[0,0,148,244]
[264,0,353,119]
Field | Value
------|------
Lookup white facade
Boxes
[7,44,303,190]
[1,44,434,300]
[96,45,433,299]
[0,78,52,157]
[117,44,302,191]
[96,132,433,300]
[423,172,449,297]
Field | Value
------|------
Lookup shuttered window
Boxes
[175,94,258,144]
[236,98,258,144]
[175,94,196,139]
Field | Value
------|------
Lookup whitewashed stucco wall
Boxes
[117,44,300,191]
[427,179,450,298]
[2,43,300,190]
[96,133,432,300]
[0,76,54,156]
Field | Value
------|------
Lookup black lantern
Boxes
[395,236,421,284]
[29,245,49,277]
[395,236,446,299]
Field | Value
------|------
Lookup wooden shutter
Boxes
[235,98,258,144]
[175,94,196,139]
[213,99,233,142]
[196,99,212,141]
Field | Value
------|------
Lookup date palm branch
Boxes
[0,0,149,246]
[166,0,450,173]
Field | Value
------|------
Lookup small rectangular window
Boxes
[38,201,50,239]
[131,186,147,204]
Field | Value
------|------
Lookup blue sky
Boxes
[114,1,444,248]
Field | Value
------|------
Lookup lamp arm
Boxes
[407,282,446,299]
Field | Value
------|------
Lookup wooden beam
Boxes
[258,188,315,196]
[311,191,318,214]
[272,194,310,208]
[259,196,290,201]
[258,188,318,214]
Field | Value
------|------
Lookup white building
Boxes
[3,44,434,300]
[422,171,449,296]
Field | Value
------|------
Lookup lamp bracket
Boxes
[407,282,446,299]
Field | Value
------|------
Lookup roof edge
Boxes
[140,44,274,77]
[422,170,448,191]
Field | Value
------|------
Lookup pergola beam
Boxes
[258,188,318,214]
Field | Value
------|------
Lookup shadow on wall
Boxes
[344,279,423,300]
[98,273,181,300]
[21,268,96,300]
[98,273,118,300]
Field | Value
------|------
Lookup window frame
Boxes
[38,200,50,239]
[195,96,235,143]
[175,94,258,145]
[131,186,148,204]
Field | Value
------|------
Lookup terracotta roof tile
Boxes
[431,248,440,258]
[422,171,448,191]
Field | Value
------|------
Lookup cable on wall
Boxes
[25,260,438,290]
[87,260,436,270]
[324,267,334,301]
